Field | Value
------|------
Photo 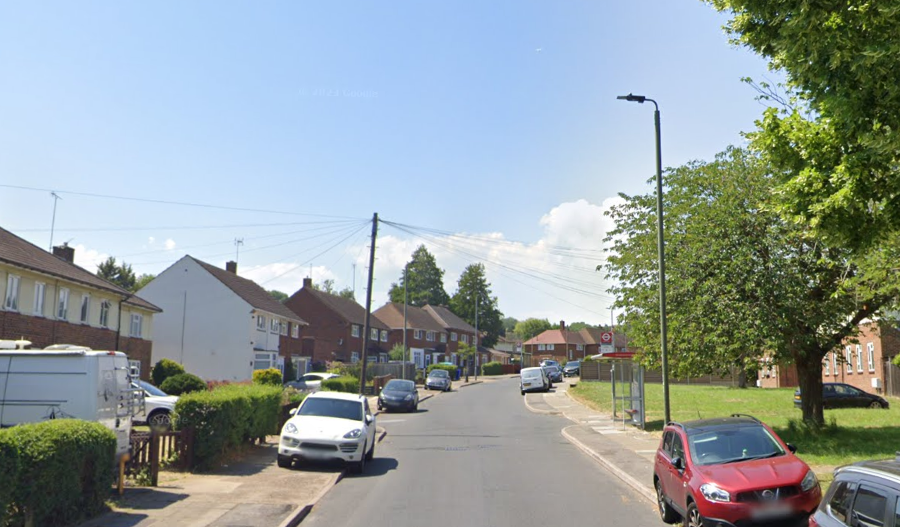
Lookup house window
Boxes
[291,323,300,338]
[33,282,45,316]
[451,332,457,342]
[547,344,554,351]
[538,344,546,351]
[856,344,863,372]
[351,324,360,338]
[100,301,111,328]
[460,334,468,344]
[271,319,280,333]
[426,331,435,342]
[80,294,91,323]
[868,342,875,372]
[4,275,19,311]
[846,346,853,373]
[576,344,584,351]
[57,287,69,319]
[370,328,378,340]
[380,330,388,342]
[440,333,447,343]
[831,352,837,375]
[257,314,266,330]
[130,314,143,338]
[350,351,360,363]
[414,329,423,339]
[280,321,288,336]
[824,354,830,375]
[254,352,275,370]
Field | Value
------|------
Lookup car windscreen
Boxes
[384,380,415,392]
[522,370,543,379]
[687,425,785,465]
[429,370,449,378]
[544,366,559,373]
[298,398,363,421]
[565,362,579,367]
[138,380,168,397]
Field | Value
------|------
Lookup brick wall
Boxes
[0,310,152,380]
[827,323,895,394]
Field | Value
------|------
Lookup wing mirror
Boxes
[786,443,797,454]
[289,407,298,416]
[365,415,374,424]
[671,456,684,470]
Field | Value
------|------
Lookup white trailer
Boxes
[0,346,141,458]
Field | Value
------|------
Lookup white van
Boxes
[520,366,550,395]
[0,344,141,458]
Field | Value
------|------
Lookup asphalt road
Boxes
[301,377,660,527]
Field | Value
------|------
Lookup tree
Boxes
[449,263,503,348]
[708,1,900,248]
[501,317,518,337]
[96,257,137,292]
[337,287,355,301]
[389,343,405,361]
[388,245,450,307]
[603,147,900,425]
[513,318,552,341]
[268,290,288,303]
[135,273,155,291]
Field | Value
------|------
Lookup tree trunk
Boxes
[737,369,748,389]
[796,353,825,426]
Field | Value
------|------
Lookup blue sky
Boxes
[0,1,774,325]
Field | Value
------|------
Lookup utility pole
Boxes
[352,263,357,298]
[474,295,479,381]
[358,213,378,395]
[49,191,62,251]
[234,238,244,265]
[403,262,408,381]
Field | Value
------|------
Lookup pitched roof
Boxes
[0,227,160,312]
[191,257,305,323]
[373,303,445,332]
[302,287,389,330]
[523,329,586,346]
[423,305,476,333]
[580,327,629,348]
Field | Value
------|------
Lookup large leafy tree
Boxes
[388,245,450,307]
[708,1,900,248]
[96,257,137,292]
[604,147,900,425]
[449,263,503,348]
[312,279,355,300]
[513,318,552,341]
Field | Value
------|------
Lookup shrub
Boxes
[151,358,186,387]
[0,431,19,525]
[427,363,458,375]
[174,384,282,470]
[481,361,503,375]
[161,373,207,395]
[283,359,295,383]
[252,368,283,386]
[2,420,115,527]
[321,376,360,393]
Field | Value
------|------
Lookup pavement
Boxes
[523,377,659,502]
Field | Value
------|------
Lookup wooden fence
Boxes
[127,428,193,486]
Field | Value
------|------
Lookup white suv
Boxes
[133,380,178,429]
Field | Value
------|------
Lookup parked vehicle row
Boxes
[563,360,581,377]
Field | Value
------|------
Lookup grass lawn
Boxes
[569,381,899,482]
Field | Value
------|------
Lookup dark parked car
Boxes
[810,454,900,527]
[794,382,889,410]
[654,415,821,527]
[542,365,563,383]
[425,369,452,391]
[377,379,418,413]
[563,361,581,377]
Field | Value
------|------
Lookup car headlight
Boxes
[343,428,363,439]
[404,394,413,400]
[801,470,818,492]
[699,484,731,503]
[283,422,298,435]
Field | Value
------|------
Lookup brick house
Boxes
[758,322,900,396]
[422,305,488,367]
[284,278,390,365]
[138,256,306,382]
[372,302,448,368]
[0,228,161,379]
[523,321,588,364]
[579,327,630,357]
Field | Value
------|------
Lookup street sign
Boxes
[600,344,614,354]
[600,332,613,344]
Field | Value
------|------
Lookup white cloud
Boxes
[240,263,338,295]
[164,239,176,251]
[73,244,110,274]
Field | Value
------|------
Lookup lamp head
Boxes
[617,93,646,103]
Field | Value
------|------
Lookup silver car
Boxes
[425,369,452,391]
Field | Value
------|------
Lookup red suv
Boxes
[653,415,821,527]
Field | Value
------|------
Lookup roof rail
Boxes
[730,413,761,423]
[666,421,685,430]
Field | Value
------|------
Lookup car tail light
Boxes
[808,516,820,527]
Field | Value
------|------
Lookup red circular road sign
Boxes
[600,332,613,343]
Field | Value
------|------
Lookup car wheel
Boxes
[521,390,525,396]
[869,401,884,409]
[683,502,703,527]
[413,403,418,412]
[147,410,172,430]
[655,479,679,524]
[277,455,293,469]
[365,440,375,461]
[351,443,367,474]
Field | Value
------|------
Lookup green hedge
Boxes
[160,373,207,395]
[151,358,186,387]
[481,361,503,375]
[427,364,458,375]
[252,368,283,386]
[0,420,116,527]
[321,376,360,393]
[174,384,282,470]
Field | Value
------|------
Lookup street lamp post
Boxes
[617,93,670,424]
[474,295,479,382]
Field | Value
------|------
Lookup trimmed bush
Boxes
[174,384,282,470]
[161,373,208,395]
[427,363,458,376]
[2,420,115,527]
[151,358,186,387]
[321,376,359,393]
[252,368,283,386]
[481,361,503,375]
[0,431,19,524]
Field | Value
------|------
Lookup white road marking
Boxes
[378,419,407,424]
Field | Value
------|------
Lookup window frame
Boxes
[451,332,457,342]
[846,346,853,374]
[426,331,435,342]
[831,352,837,376]
[99,300,111,328]
[547,344,554,351]
[440,332,447,343]
[370,328,379,340]
[57,287,69,319]
[824,354,831,375]
[460,334,468,344]
[350,351,360,363]
[4,274,20,311]
[257,314,266,330]
[270,318,280,334]
[80,294,91,324]
[130,313,143,338]
[868,342,876,372]
[380,330,388,343]
[33,282,45,316]
[291,323,300,339]
[856,344,864,373]
[414,329,423,340]
[351,324,360,338]
[253,352,276,370]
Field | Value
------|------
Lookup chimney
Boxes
[559,320,566,331]
[303,277,312,289]
[52,243,75,263]
[225,261,237,274]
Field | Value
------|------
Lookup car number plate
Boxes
[523,382,532,387]
[750,504,792,520]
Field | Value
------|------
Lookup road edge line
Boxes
[561,425,654,503]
